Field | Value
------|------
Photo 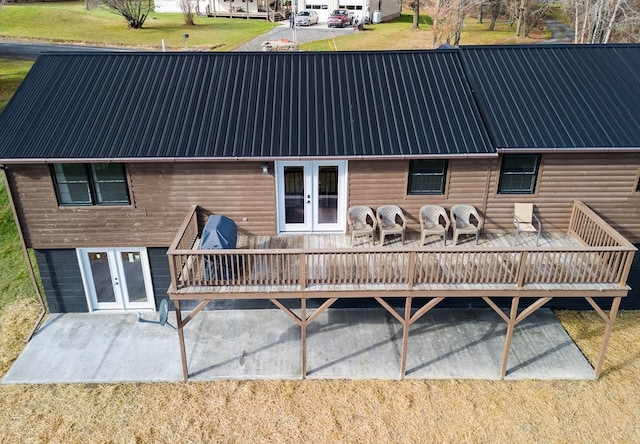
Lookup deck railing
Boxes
[167,202,636,293]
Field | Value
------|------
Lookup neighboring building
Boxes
[154,0,402,23]
[0,46,639,314]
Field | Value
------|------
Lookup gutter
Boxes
[0,152,500,164]
[1,166,47,342]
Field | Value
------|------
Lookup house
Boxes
[154,0,401,23]
[0,46,639,320]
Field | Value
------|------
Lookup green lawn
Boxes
[0,58,33,113]
[0,179,35,311]
[0,2,276,50]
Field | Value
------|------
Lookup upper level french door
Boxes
[78,248,156,311]
[276,161,347,233]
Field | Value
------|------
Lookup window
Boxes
[498,155,540,194]
[408,160,448,195]
[52,163,130,206]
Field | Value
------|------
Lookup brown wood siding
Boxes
[7,162,277,249]
[348,159,492,235]
[6,154,640,249]
[484,154,640,242]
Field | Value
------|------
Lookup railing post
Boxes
[168,254,178,292]
[299,252,306,290]
[515,251,528,288]
[619,250,636,288]
[406,251,416,290]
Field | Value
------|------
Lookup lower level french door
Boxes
[78,247,156,311]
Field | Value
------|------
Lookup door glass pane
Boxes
[317,166,338,224]
[120,251,147,303]
[88,252,115,303]
[284,166,305,224]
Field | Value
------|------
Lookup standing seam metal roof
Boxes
[0,50,496,161]
[458,44,640,150]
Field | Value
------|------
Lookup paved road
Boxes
[0,40,129,60]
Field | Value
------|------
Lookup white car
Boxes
[295,10,319,26]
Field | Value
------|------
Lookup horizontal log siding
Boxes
[7,162,276,249]
[348,159,491,235]
[485,154,640,242]
[6,154,640,249]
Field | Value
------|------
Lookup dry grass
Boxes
[1,299,639,442]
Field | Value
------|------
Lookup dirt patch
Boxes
[1,300,639,442]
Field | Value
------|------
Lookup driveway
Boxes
[236,21,355,51]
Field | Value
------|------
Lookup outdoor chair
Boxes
[419,205,450,246]
[347,206,377,246]
[450,204,483,246]
[376,205,407,246]
[513,202,542,246]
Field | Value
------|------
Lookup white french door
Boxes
[78,248,156,311]
[276,161,347,233]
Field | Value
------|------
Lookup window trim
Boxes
[51,163,131,207]
[497,155,541,195]
[407,159,449,196]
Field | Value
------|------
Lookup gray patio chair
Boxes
[513,202,542,246]
[376,205,407,246]
[419,205,450,246]
[450,204,483,246]
[347,206,377,246]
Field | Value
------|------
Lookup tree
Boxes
[431,0,483,46]
[564,0,640,43]
[103,0,153,29]
[180,0,196,26]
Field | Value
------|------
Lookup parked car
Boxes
[295,10,319,26]
[327,9,353,28]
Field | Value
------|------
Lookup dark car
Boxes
[327,9,353,28]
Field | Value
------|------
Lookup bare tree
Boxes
[180,0,196,26]
[410,1,421,28]
[431,0,483,46]
[103,0,153,29]
[506,0,551,37]
[565,0,640,43]
[487,0,503,30]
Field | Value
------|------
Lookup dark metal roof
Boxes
[459,44,640,151]
[0,50,495,162]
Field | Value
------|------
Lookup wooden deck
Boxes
[167,201,636,381]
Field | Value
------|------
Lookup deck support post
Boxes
[301,298,307,379]
[175,300,189,382]
[592,296,622,378]
[500,297,520,379]
[400,296,412,379]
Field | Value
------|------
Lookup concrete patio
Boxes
[2,307,595,384]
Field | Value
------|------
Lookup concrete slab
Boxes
[2,308,595,384]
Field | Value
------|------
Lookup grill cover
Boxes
[200,215,239,280]
[201,214,238,250]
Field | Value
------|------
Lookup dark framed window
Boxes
[52,163,130,206]
[408,160,448,195]
[498,155,541,194]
